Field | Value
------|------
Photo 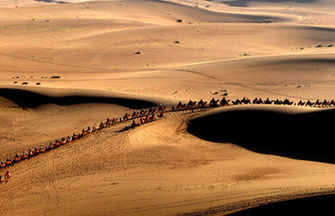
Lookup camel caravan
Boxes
[0,104,167,179]
[1,97,335,183]
[174,97,257,109]
[174,97,335,109]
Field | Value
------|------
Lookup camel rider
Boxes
[35,147,40,154]
[15,154,21,162]
[0,175,4,183]
[220,97,228,106]
[6,158,12,166]
[209,98,215,105]
[5,170,11,180]
[28,149,34,157]
[40,146,46,153]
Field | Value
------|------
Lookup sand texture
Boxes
[1,0,335,215]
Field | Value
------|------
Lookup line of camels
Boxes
[1,97,334,182]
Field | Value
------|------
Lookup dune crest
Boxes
[2,0,335,215]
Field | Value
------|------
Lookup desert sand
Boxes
[1,0,335,215]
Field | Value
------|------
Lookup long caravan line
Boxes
[1,97,335,183]
[0,104,167,171]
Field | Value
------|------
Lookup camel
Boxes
[198,99,207,107]
[273,99,282,105]
[306,100,314,106]
[6,158,12,166]
[241,97,251,104]
[187,100,196,108]
[177,101,186,109]
[264,98,272,104]
[40,146,46,153]
[315,99,322,106]
[140,109,147,116]
[34,147,40,154]
[298,100,305,106]
[99,121,106,129]
[132,111,139,117]
[124,113,131,121]
[209,98,219,107]
[5,170,11,181]
[322,99,329,106]
[283,98,293,105]
[220,97,230,106]
[158,104,166,111]
[55,140,61,147]
[73,133,79,140]
[15,154,21,163]
[28,149,34,157]
[49,142,55,149]
[253,98,264,104]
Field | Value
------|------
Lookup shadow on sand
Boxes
[35,0,67,3]
[220,0,316,7]
[0,88,156,109]
[227,193,335,215]
[187,107,335,164]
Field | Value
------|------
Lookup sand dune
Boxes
[0,87,158,108]
[0,86,169,159]
[1,0,335,215]
[228,193,335,215]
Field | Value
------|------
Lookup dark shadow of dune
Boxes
[220,0,316,7]
[35,0,67,3]
[0,88,156,109]
[187,107,335,164]
[228,193,335,215]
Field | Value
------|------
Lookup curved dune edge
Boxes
[227,192,335,215]
[187,105,335,164]
[0,86,173,109]
[178,187,335,216]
